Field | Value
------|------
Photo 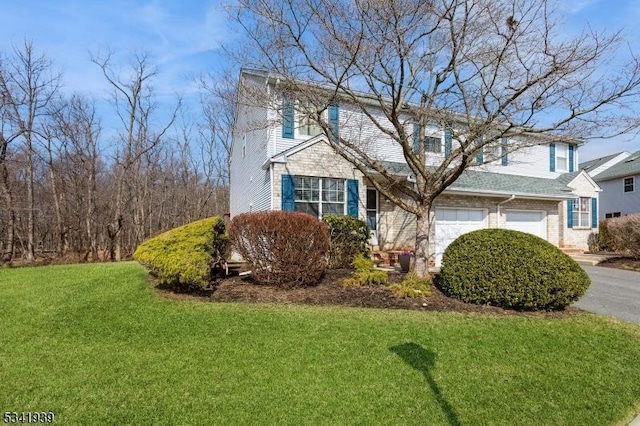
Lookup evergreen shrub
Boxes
[439,229,590,310]
[388,271,432,298]
[133,217,228,289]
[229,211,329,288]
[342,254,388,287]
[322,215,370,269]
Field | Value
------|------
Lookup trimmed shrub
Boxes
[439,229,590,311]
[229,211,329,288]
[322,215,370,269]
[133,217,228,289]
[606,215,640,258]
[388,271,432,298]
[597,219,614,252]
[343,254,388,287]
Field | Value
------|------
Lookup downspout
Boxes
[496,195,516,228]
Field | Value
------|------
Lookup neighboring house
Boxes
[231,69,600,265]
[581,150,640,220]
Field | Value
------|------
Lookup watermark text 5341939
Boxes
[3,412,55,423]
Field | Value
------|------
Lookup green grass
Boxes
[1,262,640,425]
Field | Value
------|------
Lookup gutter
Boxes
[496,195,516,228]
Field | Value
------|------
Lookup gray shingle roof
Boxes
[591,150,640,181]
[377,161,574,199]
[579,152,623,173]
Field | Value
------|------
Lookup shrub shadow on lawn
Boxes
[390,342,462,426]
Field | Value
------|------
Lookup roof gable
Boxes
[592,150,640,181]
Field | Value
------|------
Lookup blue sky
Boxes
[1,0,639,161]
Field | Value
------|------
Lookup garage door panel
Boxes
[434,208,486,267]
[505,210,546,240]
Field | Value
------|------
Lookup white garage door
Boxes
[505,210,546,240]
[435,208,487,267]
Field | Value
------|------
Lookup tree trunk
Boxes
[25,136,35,263]
[414,204,434,277]
[0,167,15,262]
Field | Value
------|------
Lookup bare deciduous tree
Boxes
[232,0,640,276]
[91,51,180,261]
[0,41,61,263]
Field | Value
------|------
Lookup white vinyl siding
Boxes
[230,74,272,217]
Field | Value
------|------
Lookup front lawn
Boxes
[1,262,639,425]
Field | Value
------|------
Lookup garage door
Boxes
[505,210,546,240]
[435,208,487,267]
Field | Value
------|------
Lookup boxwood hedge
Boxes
[322,215,370,269]
[133,216,228,289]
[439,229,590,311]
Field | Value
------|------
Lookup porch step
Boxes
[560,246,584,255]
[223,261,250,275]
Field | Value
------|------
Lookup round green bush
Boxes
[438,229,590,311]
[133,217,228,289]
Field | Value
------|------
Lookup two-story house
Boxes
[231,69,600,265]
[581,150,640,219]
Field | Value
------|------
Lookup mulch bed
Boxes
[596,256,640,272]
[159,268,581,319]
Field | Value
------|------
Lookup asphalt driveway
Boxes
[574,265,640,325]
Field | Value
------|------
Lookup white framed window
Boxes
[556,143,569,172]
[482,140,501,162]
[572,197,591,228]
[297,103,322,137]
[624,177,634,193]
[294,176,345,217]
[425,136,442,153]
[605,212,621,219]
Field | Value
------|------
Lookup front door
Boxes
[366,188,378,246]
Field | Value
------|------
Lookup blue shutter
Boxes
[444,129,452,158]
[413,122,420,154]
[501,137,508,166]
[347,179,358,217]
[567,199,574,229]
[591,198,598,228]
[549,143,556,172]
[569,144,575,172]
[282,99,294,139]
[282,174,295,211]
[328,103,339,143]
[475,135,484,164]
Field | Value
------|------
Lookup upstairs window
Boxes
[425,136,441,153]
[298,111,322,137]
[624,177,635,193]
[298,102,322,137]
[556,144,569,172]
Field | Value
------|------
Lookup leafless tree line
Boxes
[0,41,233,264]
